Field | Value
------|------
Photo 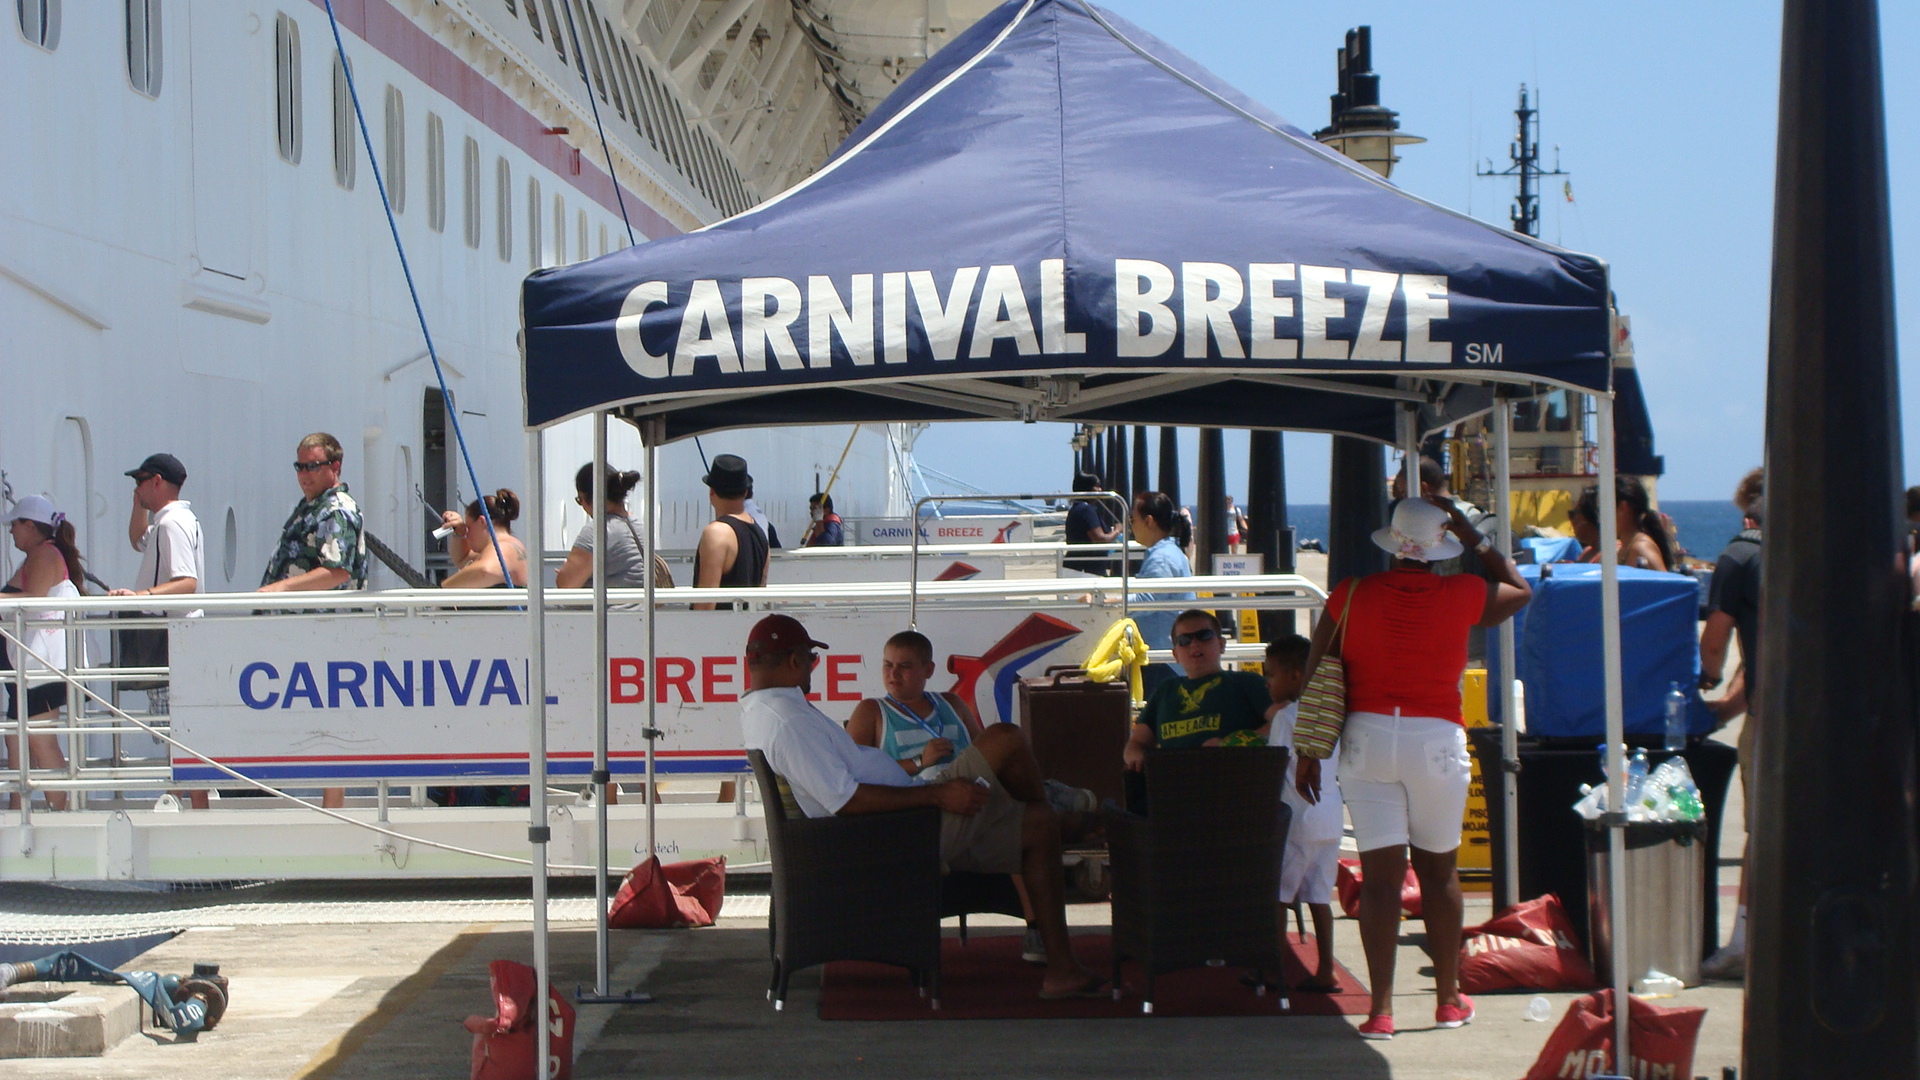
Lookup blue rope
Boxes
[319,1,510,584]
[556,0,638,247]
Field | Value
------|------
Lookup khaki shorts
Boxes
[937,745,1025,875]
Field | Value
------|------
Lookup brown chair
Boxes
[747,749,943,1010]
[1102,746,1293,1014]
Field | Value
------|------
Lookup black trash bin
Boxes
[1469,729,1736,965]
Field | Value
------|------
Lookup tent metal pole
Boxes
[1493,399,1520,909]
[591,412,611,996]
[523,430,552,1074]
[1399,404,1420,504]
[1594,394,1629,1066]
[643,421,660,861]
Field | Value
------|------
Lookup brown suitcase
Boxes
[1016,666,1131,810]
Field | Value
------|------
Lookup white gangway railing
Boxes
[1,570,1324,863]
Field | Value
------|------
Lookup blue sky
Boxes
[915,1,1918,503]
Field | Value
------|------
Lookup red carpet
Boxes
[819,932,1370,1020]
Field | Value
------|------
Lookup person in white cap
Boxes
[1292,496,1530,1041]
[4,494,87,811]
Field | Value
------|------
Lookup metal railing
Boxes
[1,569,1325,813]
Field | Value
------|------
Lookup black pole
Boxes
[1157,427,1181,507]
[1132,425,1151,504]
[1092,428,1105,487]
[1113,424,1130,504]
[1108,426,1123,497]
[1747,0,1913,1074]
[1196,428,1227,570]
[1247,431,1291,638]
[1327,436,1388,588]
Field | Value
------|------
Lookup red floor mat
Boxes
[819,932,1370,1020]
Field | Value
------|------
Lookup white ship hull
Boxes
[2,0,1000,588]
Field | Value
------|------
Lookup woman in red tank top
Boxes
[1297,497,1530,1040]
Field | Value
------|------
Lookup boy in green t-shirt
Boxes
[1124,609,1271,771]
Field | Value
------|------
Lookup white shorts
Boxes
[1280,835,1340,905]
[1338,711,1472,854]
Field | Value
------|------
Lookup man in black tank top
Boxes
[693,454,769,611]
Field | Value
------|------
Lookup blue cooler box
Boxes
[1487,564,1714,738]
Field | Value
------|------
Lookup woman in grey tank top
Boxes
[555,463,674,590]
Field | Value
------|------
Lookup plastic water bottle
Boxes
[1664,681,1688,751]
[1636,971,1684,998]
[1525,995,1553,1022]
[1623,748,1649,813]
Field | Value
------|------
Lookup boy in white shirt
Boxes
[1265,634,1343,992]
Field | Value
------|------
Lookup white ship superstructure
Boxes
[2,0,995,588]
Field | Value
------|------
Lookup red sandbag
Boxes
[608,855,727,928]
[1334,858,1423,919]
[1522,988,1707,1080]
[465,959,575,1080]
[1459,894,1598,993]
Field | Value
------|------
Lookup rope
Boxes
[556,0,637,247]
[318,1,510,586]
[1,627,600,873]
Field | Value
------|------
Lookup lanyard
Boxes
[885,694,947,740]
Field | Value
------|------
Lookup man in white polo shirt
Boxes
[739,614,1104,1000]
[109,452,206,807]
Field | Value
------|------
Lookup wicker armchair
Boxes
[748,749,944,1010]
[1102,747,1293,1014]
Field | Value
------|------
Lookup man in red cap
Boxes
[740,614,1104,999]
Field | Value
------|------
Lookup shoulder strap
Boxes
[1332,579,1360,660]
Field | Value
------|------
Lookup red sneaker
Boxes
[1435,994,1475,1028]
[1357,1014,1395,1040]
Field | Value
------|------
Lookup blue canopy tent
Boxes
[515,0,1637,1048]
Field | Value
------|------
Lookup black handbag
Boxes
[115,525,177,691]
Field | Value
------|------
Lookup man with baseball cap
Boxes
[692,454,768,610]
[110,454,204,604]
[739,614,1105,999]
[110,453,207,806]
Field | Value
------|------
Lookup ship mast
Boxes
[1478,85,1568,239]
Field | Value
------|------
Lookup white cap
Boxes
[1371,499,1463,562]
[3,494,60,527]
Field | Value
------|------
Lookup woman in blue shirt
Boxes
[1128,491,1195,698]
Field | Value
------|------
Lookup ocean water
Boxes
[1277,499,1745,560]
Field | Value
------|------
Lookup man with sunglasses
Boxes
[258,432,368,595]
[1123,609,1271,772]
[739,614,1106,1000]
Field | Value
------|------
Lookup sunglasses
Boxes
[292,460,340,473]
[1171,627,1218,648]
[131,473,155,485]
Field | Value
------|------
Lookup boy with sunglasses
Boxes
[1123,610,1270,772]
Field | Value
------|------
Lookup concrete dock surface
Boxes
[4,883,1744,1079]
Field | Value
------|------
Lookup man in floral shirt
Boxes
[258,432,368,592]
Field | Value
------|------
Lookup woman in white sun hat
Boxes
[1294,496,1530,1041]
[4,494,88,811]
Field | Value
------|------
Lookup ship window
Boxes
[126,0,162,98]
[577,209,588,262]
[332,55,356,190]
[425,113,445,232]
[539,0,565,62]
[527,177,542,269]
[383,86,406,213]
[523,0,541,41]
[462,136,481,249]
[274,13,302,164]
[553,194,566,265]
[17,0,60,51]
[578,2,611,105]
[494,157,512,261]
[619,43,657,149]
[502,0,515,14]
[598,221,607,258]
[595,15,629,121]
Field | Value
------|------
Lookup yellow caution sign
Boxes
[1459,669,1492,887]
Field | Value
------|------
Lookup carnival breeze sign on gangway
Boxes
[613,259,1477,380]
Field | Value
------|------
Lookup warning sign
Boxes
[1459,669,1492,881]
